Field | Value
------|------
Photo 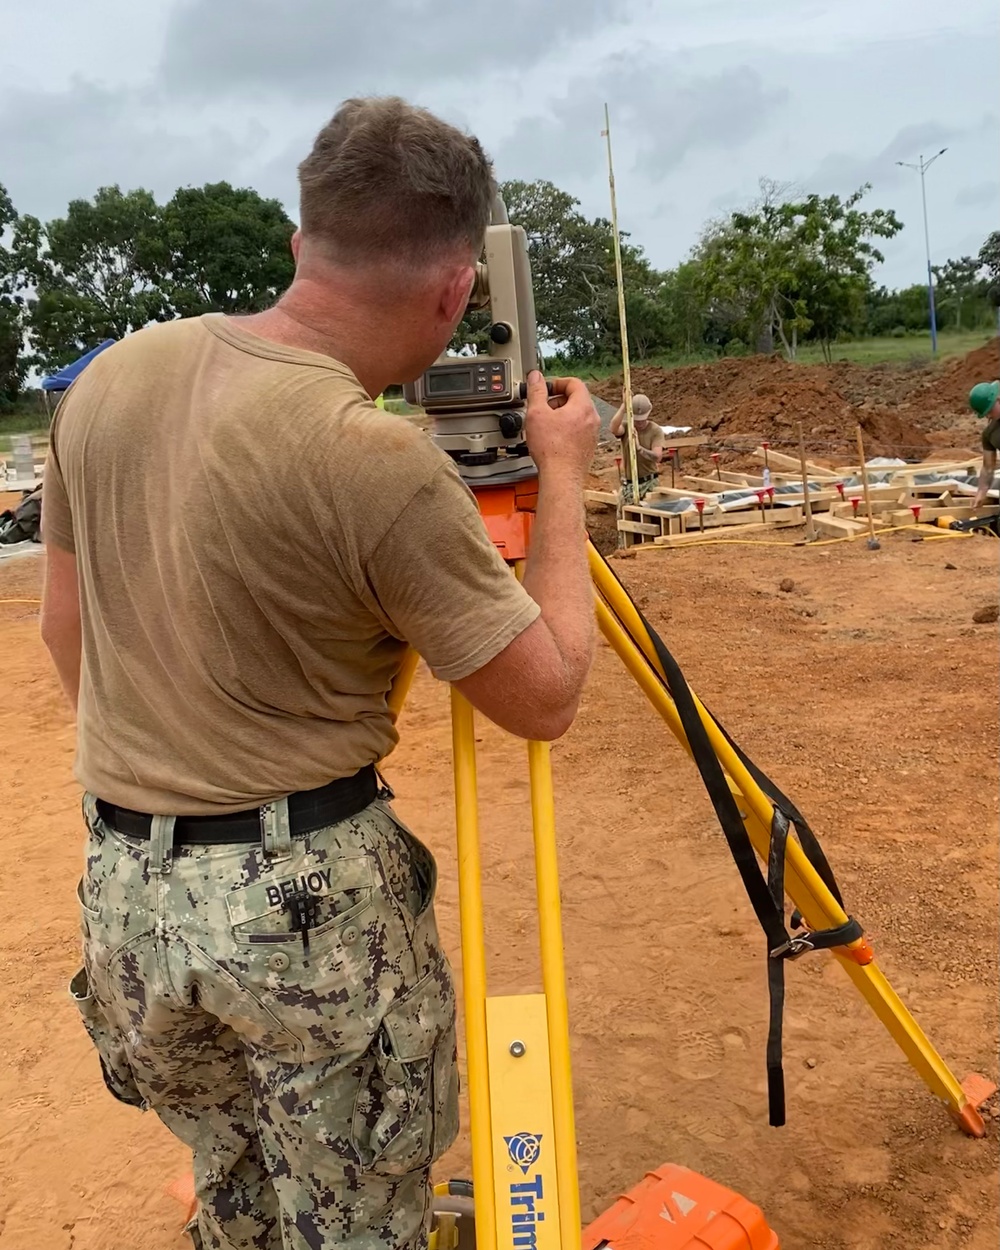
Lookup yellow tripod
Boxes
[385,481,990,1250]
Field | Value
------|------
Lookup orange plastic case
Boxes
[583,1164,780,1250]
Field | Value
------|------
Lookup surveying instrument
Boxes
[403,199,993,1250]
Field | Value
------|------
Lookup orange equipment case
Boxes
[582,1164,780,1250]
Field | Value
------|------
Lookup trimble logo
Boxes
[505,1133,546,1249]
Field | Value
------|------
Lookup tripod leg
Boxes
[527,739,582,1244]
[387,647,421,722]
[590,577,987,1135]
[450,690,498,1250]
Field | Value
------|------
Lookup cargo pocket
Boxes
[69,967,147,1111]
[351,959,459,1175]
[372,802,438,932]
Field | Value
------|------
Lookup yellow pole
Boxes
[798,421,817,542]
[450,689,498,1250]
[590,584,982,1132]
[387,647,421,722]
[603,104,641,516]
[856,425,881,548]
[526,738,581,1246]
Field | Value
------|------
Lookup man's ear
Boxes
[439,264,476,327]
[290,229,302,262]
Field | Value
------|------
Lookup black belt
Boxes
[96,765,379,845]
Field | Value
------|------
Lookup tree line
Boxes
[1,181,296,408]
[2,175,999,411]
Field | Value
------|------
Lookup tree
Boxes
[864,283,932,335]
[932,256,985,330]
[977,231,1000,307]
[695,180,806,357]
[0,184,30,410]
[697,181,902,361]
[452,180,662,361]
[22,186,170,371]
[654,260,709,357]
[151,182,296,317]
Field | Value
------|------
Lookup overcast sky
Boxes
[1,0,997,290]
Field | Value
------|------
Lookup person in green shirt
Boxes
[969,381,1000,507]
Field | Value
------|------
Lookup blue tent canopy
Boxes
[40,339,116,392]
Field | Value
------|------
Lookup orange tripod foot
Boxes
[951,1074,998,1138]
[166,1171,198,1227]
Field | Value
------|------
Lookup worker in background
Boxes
[969,381,1000,507]
[610,392,664,502]
[40,97,599,1250]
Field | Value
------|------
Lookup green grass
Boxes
[0,423,49,458]
[0,394,51,453]
[560,329,996,381]
[792,329,992,366]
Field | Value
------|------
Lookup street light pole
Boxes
[897,149,947,355]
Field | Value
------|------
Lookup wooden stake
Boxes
[798,421,817,542]
[603,104,640,514]
[856,425,881,550]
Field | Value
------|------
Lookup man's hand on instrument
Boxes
[524,371,599,480]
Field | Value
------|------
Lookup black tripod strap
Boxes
[596,549,861,1126]
[767,807,791,1126]
[702,710,844,908]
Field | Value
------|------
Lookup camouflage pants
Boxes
[71,794,459,1250]
[619,475,658,504]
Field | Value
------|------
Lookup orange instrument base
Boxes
[473,476,537,561]
[583,1165,780,1250]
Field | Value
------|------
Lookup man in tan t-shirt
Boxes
[41,97,598,1250]
[610,392,664,502]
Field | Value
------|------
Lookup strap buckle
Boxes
[770,933,815,961]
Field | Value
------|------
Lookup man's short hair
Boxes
[298,96,496,267]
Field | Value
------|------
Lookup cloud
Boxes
[807,122,959,196]
[955,182,1000,210]
[0,79,261,223]
[158,0,632,101]
[496,56,786,186]
[635,66,789,170]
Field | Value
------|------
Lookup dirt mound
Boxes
[591,338,1000,462]
[905,339,1000,433]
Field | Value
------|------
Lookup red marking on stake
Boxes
[851,497,861,516]
[910,505,921,523]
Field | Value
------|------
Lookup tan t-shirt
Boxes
[42,315,540,814]
[620,421,663,481]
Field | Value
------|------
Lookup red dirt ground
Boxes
[1,524,997,1249]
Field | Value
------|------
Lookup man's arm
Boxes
[364,373,599,741]
[636,428,664,470]
[609,402,626,439]
[974,449,997,507]
[454,374,599,740]
[41,543,81,712]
